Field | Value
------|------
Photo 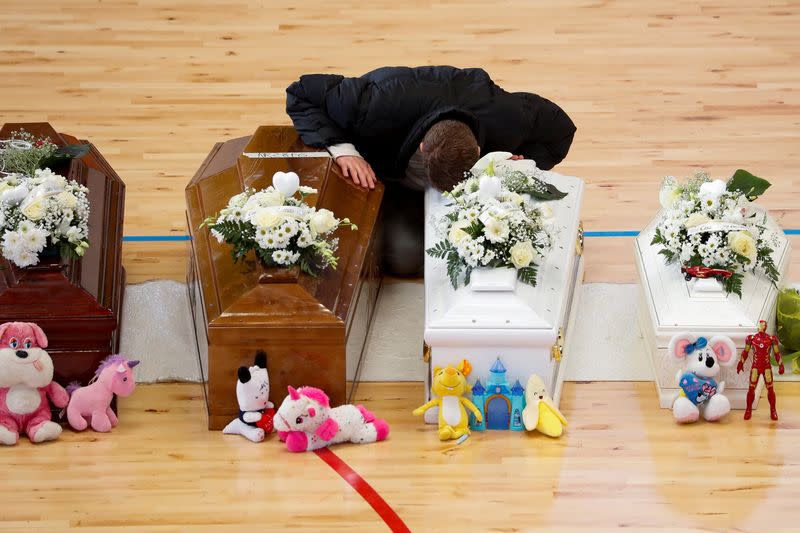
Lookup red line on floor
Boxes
[314,447,411,532]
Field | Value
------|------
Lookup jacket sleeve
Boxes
[515,129,575,171]
[285,74,364,148]
[515,95,577,170]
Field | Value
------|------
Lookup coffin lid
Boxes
[635,209,791,345]
[185,126,383,329]
[424,171,584,337]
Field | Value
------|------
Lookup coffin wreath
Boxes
[0,130,91,267]
[651,169,781,296]
[202,171,357,275]
[427,153,560,289]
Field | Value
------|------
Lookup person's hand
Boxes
[779,363,785,375]
[509,154,524,160]
[736,360,744,374]
[335,156,376,189]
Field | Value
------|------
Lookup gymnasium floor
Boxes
[2,1,800,530]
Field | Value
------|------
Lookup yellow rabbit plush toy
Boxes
[413,360,482,441]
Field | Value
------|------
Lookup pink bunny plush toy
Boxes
[0,322,69,445]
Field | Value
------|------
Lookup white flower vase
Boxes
[687,276,726,298]
[469,267,517,292]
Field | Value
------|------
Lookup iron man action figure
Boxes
[737,320,784,420]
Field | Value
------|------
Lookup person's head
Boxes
[421,120,480,192]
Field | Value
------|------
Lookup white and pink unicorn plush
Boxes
[274,386,389,452]
[65,355,139,433]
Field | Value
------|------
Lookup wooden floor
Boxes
[1,0,799,283]
[3,2,800,530]
[1,382,798,531]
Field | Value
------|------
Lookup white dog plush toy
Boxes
[669,332,737,424]
[222,351,274,442]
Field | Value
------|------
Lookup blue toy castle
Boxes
[469,358,525,431]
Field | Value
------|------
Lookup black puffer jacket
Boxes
[285,66,576,183]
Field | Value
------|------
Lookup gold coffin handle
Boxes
[576,221,585,257]
[423,342,431,363]
[551,327,565,362]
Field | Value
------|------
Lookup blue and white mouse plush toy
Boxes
[669,332,737,424]
[222,351,274,442]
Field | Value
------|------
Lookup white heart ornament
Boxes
[272,171,300,197]
[477,175,502,201]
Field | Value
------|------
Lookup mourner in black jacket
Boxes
[285,65,576,276]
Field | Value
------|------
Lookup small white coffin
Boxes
[423,171,585,423]
[635,211,792,409]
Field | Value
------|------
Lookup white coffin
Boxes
[635,210,792,409]
[423,171,585,424]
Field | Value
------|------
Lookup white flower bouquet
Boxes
[652,169,780,296]
[0,168,91,267]
[427,152,558,289]
[202,171,357,275]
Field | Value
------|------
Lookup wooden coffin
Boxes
[422,170,585,425]
[0,122,126,387]
[635,209,791,409]
[186,126,384,430]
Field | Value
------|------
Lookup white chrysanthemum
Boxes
[17,220,34,235]
[463,207,480,222]
[296,231,313,248]
[24,226,47,252]
[2,230,23,250]
[483,217,509,243]
[280,219,299,238]
[8,249,38,268]
[298,186,317,195]
[256,232,280,250]
[271,250,289,264]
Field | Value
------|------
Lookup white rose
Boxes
[728,230,757,263]
[509,241,535,269]
[57,191,78,209]
[310,209,339,235]
[252,189,284,208]
[684,212,710,229]
[34,168,66,187]
[448,220,470,245]
[21,197,47,221]
[229,192,248,208]
[251,208,283,229]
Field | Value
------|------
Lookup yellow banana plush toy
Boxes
[522,374,567,437]
[413,360,482,441]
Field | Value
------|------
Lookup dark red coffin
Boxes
[0,123,125,387]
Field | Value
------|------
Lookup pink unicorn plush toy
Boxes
[66,355,139,433]
[273,386,389,453]
[0,322,69,445]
